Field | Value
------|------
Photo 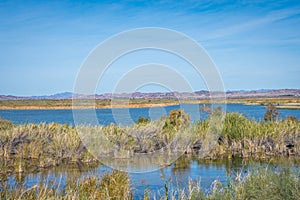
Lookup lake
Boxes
[0,104,300,125]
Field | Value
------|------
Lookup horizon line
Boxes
[1,88,300,98]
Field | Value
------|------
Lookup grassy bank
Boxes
[204,112,300,159]
[0,99,180,110]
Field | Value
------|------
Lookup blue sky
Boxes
[0,0,300,95]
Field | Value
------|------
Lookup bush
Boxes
[163,109,190,130]
[264,104,280,121]
[286,115,298,121]
[222,112,249,141]
[0,118,13,130]
[136,117,150,125]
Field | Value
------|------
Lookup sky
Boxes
[0,0,300,96]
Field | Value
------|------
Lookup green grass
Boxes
[221,112,299,140]
[178,167,300,200]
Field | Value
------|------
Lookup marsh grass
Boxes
[0,123,96,175]
[0,111,299,174]
[213,112,300,159]
[155,166,300,200]
[0,170,132,200]
[221,112,299,140]
[1,166,298,200]
[0,118,13,130]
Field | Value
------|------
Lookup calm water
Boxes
[0,104,300,125]
[6,156,299,199]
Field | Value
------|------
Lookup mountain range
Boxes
[0,89,299,100]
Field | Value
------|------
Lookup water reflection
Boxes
[2,156,299,199]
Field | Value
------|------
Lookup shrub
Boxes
[264,103,280,121]
[0,118,13,130]
[222,112,249,141]
[163,109,190,130]
[286,115,298,121]
[98,170,132,199]
[136,117,150,125]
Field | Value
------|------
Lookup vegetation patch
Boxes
[0,108,299,174]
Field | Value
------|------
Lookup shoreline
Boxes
[0,104,300,110]
[0,97,299,110]
[0,103,180,110]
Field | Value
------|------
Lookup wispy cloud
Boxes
[203,8,300,41]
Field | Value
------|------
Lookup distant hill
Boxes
[0,95,30,100]
[30,92,75,99]
[0,89,299,100]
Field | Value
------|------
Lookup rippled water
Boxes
[0,104,299,125]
